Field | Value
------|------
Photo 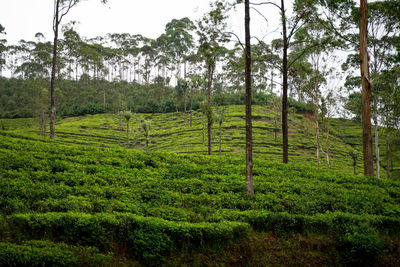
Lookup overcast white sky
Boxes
[0,0,281,44]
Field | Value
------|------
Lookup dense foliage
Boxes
[0,77,289,118]
[0,132,399,264]
[0,0,399,264]
[2,104,399,178]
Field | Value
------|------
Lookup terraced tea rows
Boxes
[1,105,382,176]
[0,132,399,265]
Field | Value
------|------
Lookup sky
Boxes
[0,0,281,44]
[0,1,207,43]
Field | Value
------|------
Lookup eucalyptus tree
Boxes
[320,90,339,169]
[339,0,400,177]
[186,53,202,126]
[175,78,189,123]
[303,55,326,167]
[373,68,400,178]
[139,38,157,84]
[50,0,107,139]
[127,35,142,82]
[107,33,137,81]
[155,34,171,82]
[367,1,400,177]
[251,0,320,163]
[244,0,254,196]
[79,41,103,80]
[14,37,52,79]
[38,88,49,139]
[291,20,338,168]
[197,0,230,155]
[164,17,196,82]
[251,42,273,93]
[0,24,7,77]
[188,73,202,127]
[62,22,83,80]
[313,0,398,175]
[221,44,245,97]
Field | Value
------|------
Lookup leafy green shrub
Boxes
[48,159,70,173]
[5,212,249,265]
[75,102,104,116]
[0,241,111,267]
[336,224,384,266]
[287,97,313,114]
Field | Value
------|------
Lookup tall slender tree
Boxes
[0,24,7,77]
[245,0,254,196]
[50,0,107,139]
[251,0,318,163]
[359,0,374,176]
[197,0,229,155]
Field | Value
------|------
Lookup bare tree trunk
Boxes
[245,0,254,196]
[44,118,47,139]
[184,90,187,125]
[316,118,321,167]
[126,120,129,149]
[49,0,60,140]
[39,114,44,138]
[343,122,346,148]
[102,79,106,111]
[386,131,390,178]
[374,115,380,178]
[326,116,330,168]
[281,0,289,164]
[207,64,214,155]
[118,112,121,146]
[315,88,320,168]
[202,114,205,146]
[190,87,193,128]
[219,123,222,157]
[359,0,374,176]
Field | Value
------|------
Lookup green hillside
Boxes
[0,107,399,265]
[1,105,389,177]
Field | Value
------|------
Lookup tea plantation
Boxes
[0,106,399,266]
[1,105,388,176]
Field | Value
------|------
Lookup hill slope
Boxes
[0,132,399,265]
[1,105,388,176]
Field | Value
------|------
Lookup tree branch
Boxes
[250,7,269,26]
[224,31,245,50]
[250,1,281,10]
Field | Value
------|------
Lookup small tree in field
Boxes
[349,149,358,175]
[121,110,133,149]
[141,120,152,150]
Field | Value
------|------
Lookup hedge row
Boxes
[2,211,398,265]
[0,240,111,267]
[222,210,400,235]
[221,210,400,265]
[1,212,249,265]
